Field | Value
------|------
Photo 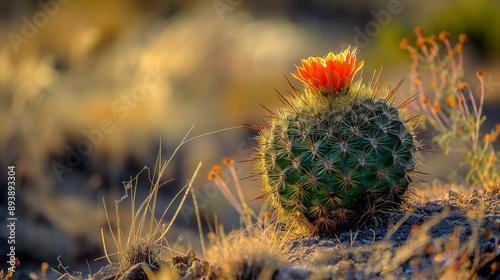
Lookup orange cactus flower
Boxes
[484,134,491,143]
[293,47,364,94]
[222,157,234,165]
[212,165,222,173]
[432,102,441,113]
[477,70,484,79]
[414,27,425,35]
[208,165,223,181]
[458,33,468,43]
[459,82,468,92]
[399,38,409,49]
[422,94,430,106]
[416,38,426,47]
[439,31,450,41]
[428,34,437,44]
[446,96,455,107]
[414,77,421,86]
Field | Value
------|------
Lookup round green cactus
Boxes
[253,49,421,235]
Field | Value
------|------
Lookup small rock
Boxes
[423,202,443,213]
[414,205,424,214]
[273,267,310,280]
[120,263,158,280]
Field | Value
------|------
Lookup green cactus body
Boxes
[255,84,419,234]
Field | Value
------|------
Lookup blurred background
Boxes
[0,0,499,277]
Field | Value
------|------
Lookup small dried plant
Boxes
[206,157,276,248]
[400,27,500,192]
[205,157,294,278]
[95,126,226,279]
[207,157,256,229]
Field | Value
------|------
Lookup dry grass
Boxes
[47,127,226,279]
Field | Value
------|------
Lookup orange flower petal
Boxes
[325,59,335,72]
[293,47,364,94]
[302,59,314,75]
[308,77,322,88]
[340,48,349,60]
[311,60,324,78]
[333,59,341,71]
[354,61,364,72]
[315,63,327,85]
[296,66,311,82]
[326,70,340,89]
[337,76,349,89]
[326,52,336,62]
[292,73,306,84]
